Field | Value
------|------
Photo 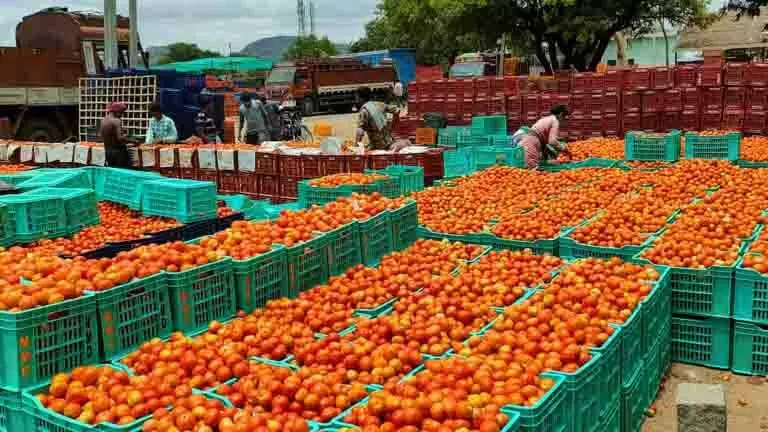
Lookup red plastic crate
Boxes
[400,150,443,178]
[602,114,620,136]
[701,87,724,110]
[725,63,748,86]
[661,111,681,132]
[473,98,489,116]
[370,154,401,170]
[603,92,620,114]
[572,73,594,93]
[664,89,683,112]
[490,77,506,96]
[700,110,723,130]
[347,155,367,173]
[642,91,664,113]
[747,63,768,87]
[682,87,700,111]
[407,82,419,100]
[652,67,675,90]
[197,168,218,184]
[748,87,768,111]
[444,98,461,120]
[180,167,197,180]
[524,111,540,124]
[461,79,475,98]
[158,167,180,179]
[699,66,723,87]
[584,115,603,137]
[280,176,299,199]
[724,86,747,110]
[722,110,745,131]
[507,96,522,116]
[504,76,522,96]
[680,110,700,131]
[585,93,603,115]
[258,174,280,198]
[239,173,258,196]
[445,80,462,97]
[537,80,559,93]
[556,73,572,93]
[523,94,540,116]
[218,170,239,193]
[622,90,642,113]
[408,101,422,117]
[316,155,347,175]
[641,112,662,131]
[490,96,506,114]
[279,154,302,177]
[433,80,448,98]
[625,68,652,91]
[475,77,492,96]
[604,70,626,92]
[255,151,279,176]
[745,110,767,135]
[676,65,699,88]
[508,117,522,133]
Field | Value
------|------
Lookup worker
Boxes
[393,80,404,106]
[145,103,178,145]
[518,105,572,169]
[100,102,133,168]
[239,93,270,145]
[194,98,221,144]
[355,86,407,151]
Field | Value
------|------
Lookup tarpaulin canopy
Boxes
[158,56,273,73]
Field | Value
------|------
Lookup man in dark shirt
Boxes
[194,99,220,144]
[100,102,132,167]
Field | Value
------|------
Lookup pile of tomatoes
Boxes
[0,164,33,173]
[310,173,388,188]
[556,137,624,162]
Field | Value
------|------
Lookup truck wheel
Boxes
[18,119,64,142]
[302,98,315,116]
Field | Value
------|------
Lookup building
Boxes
[676,7,768,62]
[601,27,680,66]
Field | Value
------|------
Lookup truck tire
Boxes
[302,98,315,116]
[18,119,64,142]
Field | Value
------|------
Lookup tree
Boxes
[159,43,220,64]
[283,35,338,61]
[438,0,712,72]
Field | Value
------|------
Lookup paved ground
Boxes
[643,364,768,431]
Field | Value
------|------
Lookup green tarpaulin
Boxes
[158,57,273,73]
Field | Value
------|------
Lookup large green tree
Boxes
[159,43,220,64]
[283,35,338,61]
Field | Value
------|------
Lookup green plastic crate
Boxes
[298,180,385,208]
[599,403,620,432]
[548,353,603,432]
[616,304,643,386]
[621,363,646,432]
[624,130,681,162]
[501,373,569,432]
[359,212,393,267]
[141,179,218,223]
[368,165,424,197]
[443,147,471,178]
[416,225,493,245]
[0,295,99,391]
[731,320,768,376]
[487,234,558,256]
[286,235,330,298]
[24,188,99,235]
[437,126,471,148]
[734,261,768,325]
[559,236,652,261]
[684,132,741,160]
[644,333,664,409]
[668,265,734,318]
[92,272,172,361]
[591,326,622,420]
[326,222,362,276]
[0,172,38,186]
[539,158,618,172]
[232,246,288,313]
[670,316,731,369]
[640,266,672,353]
[0,389,24,432]
[0,195,68,243]
[97,168,162,209]
[16,170,91,191]
[737,160,768,168]
[471,115,508,136]
[390,201,419,251]
[0,204,13,247]
[167,258,236,334]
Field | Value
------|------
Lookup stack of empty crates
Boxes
[78,75,157,142]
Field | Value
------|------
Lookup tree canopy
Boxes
[283,35,338,61]
[159,43,221,65]
[356,0,712,72]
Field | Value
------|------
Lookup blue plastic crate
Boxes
[141,178,218,223]
[684,132,741,161]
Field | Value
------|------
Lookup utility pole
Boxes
[129,0,139,68]
[297,0,306,36]
[104,0,118,69]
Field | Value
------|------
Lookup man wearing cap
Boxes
[100,102,133,168]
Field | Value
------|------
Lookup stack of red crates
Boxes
[722,63,747,130]
[745,63,768,134]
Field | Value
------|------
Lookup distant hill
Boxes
[238,36,350,61]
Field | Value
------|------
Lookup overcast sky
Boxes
[0,0,378,52]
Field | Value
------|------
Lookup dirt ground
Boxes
[642,363,768,431]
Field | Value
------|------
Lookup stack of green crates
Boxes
[24,187,99,235]
[471,115,507,136]
[625,130,681,162]
[141,178,218,223]
[365,165,424,197]
[443,147,471,179]
[97,168,163,209]
[437,126,471,148]
[0,194,68,243]
[16,169,91,191]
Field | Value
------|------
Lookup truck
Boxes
[265,59,397,116]
[0,7,147,142]
[332,49,417,84]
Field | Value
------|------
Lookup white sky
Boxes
[0,0,378,52]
